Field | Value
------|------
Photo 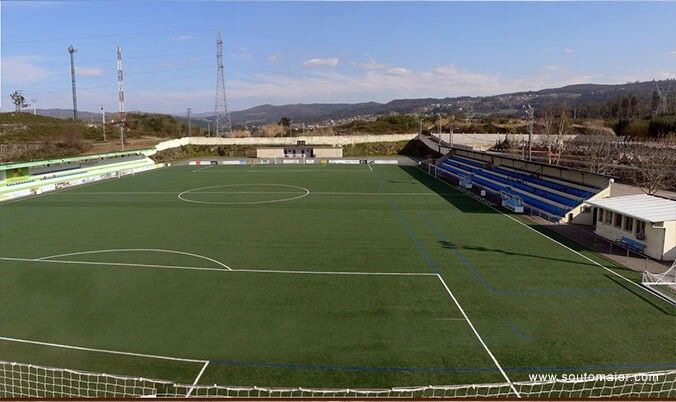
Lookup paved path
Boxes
[527,216,671,274]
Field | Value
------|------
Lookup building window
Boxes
[604,211,613,225]
[624,216,634,232]
[598,208,604,222]
[635,220,646,237]
[613,213,622,228]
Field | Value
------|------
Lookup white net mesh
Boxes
[1,360,675,398]
[642,261,676,304]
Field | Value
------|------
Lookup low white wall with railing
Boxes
[151,134,419,156]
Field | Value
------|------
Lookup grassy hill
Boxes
[0,112,197,162]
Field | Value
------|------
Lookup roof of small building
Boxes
[587,194,676,223]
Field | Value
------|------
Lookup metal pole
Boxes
[100,105,106,142]
[187,108,192,136]
[437,113,442,136]
[68,45,78,120]
[116,46,126,151]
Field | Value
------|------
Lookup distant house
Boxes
[587,194,676,261]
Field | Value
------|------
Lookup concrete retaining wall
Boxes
[432,133,578,151]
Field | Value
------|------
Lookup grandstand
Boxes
[433,148,611,223]
[0,151,161,203]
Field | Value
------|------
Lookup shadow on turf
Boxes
[397,166,498,214]
[528,224,639,275]
[399,165,642,273]
[446,242,598,268]
[605,274,676,315]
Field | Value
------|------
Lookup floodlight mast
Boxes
[100,105,106,142]
[68,45,78,120]
[116,46,126,150]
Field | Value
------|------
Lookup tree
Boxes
[626,142,676,195]
[570,134,619,175]
[539,106,569,165]
[10,90,28,113]
[278,116,291,136]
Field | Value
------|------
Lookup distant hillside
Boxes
[31,78,676,126]
[220,79,676,125]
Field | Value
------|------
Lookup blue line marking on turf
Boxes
[209,359,676,374]
[373,177,439,274]
[416,211,624,297]
[417,211,495,292]
[506,320,532,342]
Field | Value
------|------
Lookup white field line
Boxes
[0,335,207,364]
[435,274,521,398]
[36,248,232,270]
[197,169,370,173]
[191,165,213,173]
[0,256,431,277]
[187,361,210,397]
[0,256,230,273]
[232,268,435,276]
[53,191,464,197]
[421,166,674,306]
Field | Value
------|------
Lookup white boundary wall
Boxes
[152,134,418,155]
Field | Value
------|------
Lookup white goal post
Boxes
[1,360,675,398]
[642,260,676,305]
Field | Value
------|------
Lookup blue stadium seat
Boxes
[492,167,594,198]
[446,158,579,207]
[439,161,567,217]
[618,236,646,253]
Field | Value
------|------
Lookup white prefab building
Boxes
[587,194,676,261]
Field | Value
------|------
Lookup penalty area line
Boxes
[435,274,521,398]
[0,335,207,364]
[187,361,210,396]
[0,256,431,277]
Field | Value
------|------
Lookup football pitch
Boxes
[0,163,674,392]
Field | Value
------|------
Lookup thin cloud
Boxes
[0,55,58,84]
[302,57,339,67]
[385,67,410,76]
[355,58,386,70]
[170,35,196,41]
[225,64,674,110]
[267,53,282,62]
[564,48,575,53]
[75,67,104,76]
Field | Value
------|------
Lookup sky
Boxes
[1,1,676,114]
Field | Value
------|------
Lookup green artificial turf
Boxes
[0,163,674,392]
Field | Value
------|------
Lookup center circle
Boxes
[177,183,310,205]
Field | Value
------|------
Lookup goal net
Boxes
[1,360,675,398]
[642,261,676,305]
